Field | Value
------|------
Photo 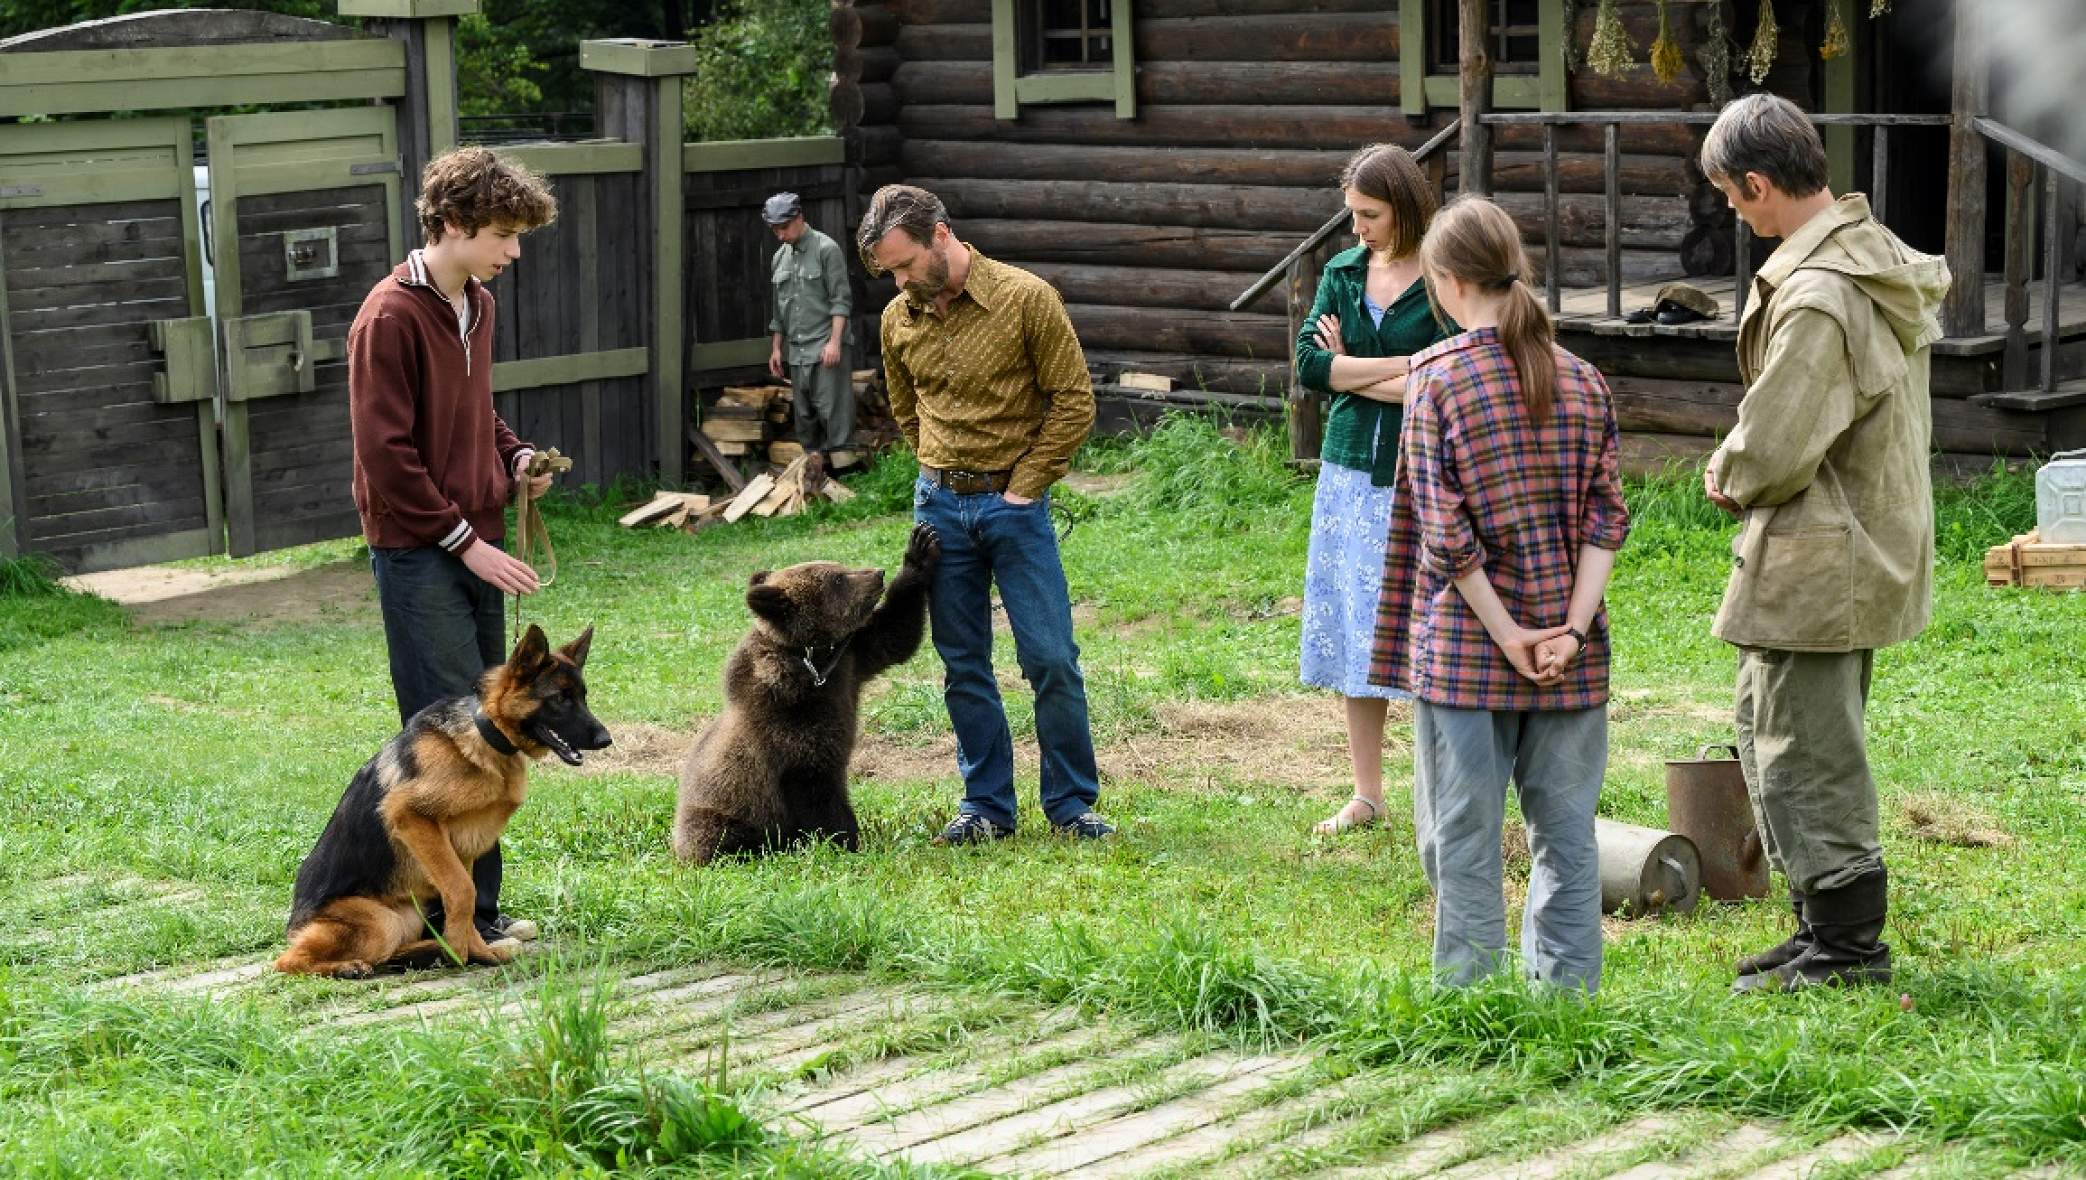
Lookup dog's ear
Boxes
[746,582,793,625]
[557,625,595,669]
[508,623,551,671]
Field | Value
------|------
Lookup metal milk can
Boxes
[2037,449,2086,543]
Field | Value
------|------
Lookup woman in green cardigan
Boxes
[1294,143,1455,836]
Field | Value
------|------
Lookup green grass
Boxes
[2,415,2083,1174]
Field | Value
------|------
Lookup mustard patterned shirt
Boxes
[879,246,1095,500]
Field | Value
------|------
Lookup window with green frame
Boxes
[991,0,1136,120]
[1401,0,1568,115]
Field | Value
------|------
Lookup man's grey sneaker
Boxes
[1052,811,1116,839]
[934,813,1010,845]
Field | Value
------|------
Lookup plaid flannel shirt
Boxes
[1368,327,1630,711]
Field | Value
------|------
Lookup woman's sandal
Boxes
[1313,794,1382,836]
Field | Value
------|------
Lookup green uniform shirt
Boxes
[769,226,852,365]
[1293,245,1454,485]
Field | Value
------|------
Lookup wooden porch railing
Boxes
[1229,119,1460,460]
[1475,111,1953,328]
[1974,117,2086,396]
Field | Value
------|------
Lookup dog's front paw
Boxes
[331,960,374,980]
[905,522,941,571]
[468,937,517,966]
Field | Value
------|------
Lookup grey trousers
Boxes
[788,358,854,453]
[1733,647,1884,894]
[1412,702,1608,994]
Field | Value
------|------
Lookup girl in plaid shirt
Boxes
[1369,197,1631,993]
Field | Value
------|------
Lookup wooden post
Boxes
[1457,0,1494,196]
[1869,124,1890,225]
[1543,122,1560,314]
[339,0,474,230]
[2044,167,2062,394]
[2003,154,2033,390]
[1943,1,1988,338]
[1285,256,1322,463]
[1604,122,1621,318]
[584,39,698,485]
[1735,218,1752,324]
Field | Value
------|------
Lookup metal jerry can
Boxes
[2037,449,2086,543]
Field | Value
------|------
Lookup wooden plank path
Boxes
[11,875,2067,1178]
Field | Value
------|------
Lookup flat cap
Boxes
[760,191,803,225]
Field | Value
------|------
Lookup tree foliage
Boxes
[684,0,834,142]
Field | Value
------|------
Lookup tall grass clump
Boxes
[1934,460,2037,562]
[1109,413,1306,530]
[0,549,62,596]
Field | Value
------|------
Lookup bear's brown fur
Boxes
[673,523,939,864]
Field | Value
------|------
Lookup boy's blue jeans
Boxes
[371,542,509,936]
[913,476,1100,830]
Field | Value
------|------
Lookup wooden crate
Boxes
[1984,531,2086,589]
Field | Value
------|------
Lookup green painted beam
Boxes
[1401,0,1427,116]
[682,136,844,173]
[0,39,403,85]
[337,0,479,16]
[1014,71,1115,104]
[690,336,772,371]
[424,13,459,158]
[0,69,405,118]
[991,0,1018,120]
[1112,0,1136,119]
[500,140,643,175]
[579,38,699,78]
[0,229,18,561]
[654,73,687,485]
[490,347,650,393]
[1824,40,1857,198]
[1539,0,1568,112]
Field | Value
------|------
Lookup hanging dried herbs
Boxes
[1561,0,1583,73]
[1745,0,1779,85]
[1587,0,1637,79]
[1821,0,1851,59]
[1870,0,1892,15]
[1651,0,1687,81]
[1701,4,1734,105]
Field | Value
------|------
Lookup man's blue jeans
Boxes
[913,475,1100,829]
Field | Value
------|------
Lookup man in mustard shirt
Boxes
[858,184,1112,845]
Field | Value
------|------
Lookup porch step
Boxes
[1970,377,2086,412]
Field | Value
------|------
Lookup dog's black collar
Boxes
[474,710,521,757]
[800,634,854,687]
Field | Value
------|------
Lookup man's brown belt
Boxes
[921,466,1013,494]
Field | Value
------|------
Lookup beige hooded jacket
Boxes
[1711,193,1951,652]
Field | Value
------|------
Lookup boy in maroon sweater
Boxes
[347,147,559,947]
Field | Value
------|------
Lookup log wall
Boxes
[838,0,1722,395]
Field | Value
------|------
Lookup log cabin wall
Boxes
[835,0,1735,398]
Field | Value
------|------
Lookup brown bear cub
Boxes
[674,523,940,864]
[276,625,611,978]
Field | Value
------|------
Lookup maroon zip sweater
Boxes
[349,250,532,554]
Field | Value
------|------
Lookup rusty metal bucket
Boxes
[1594,818,1701,917]
[1665,744,1769,901]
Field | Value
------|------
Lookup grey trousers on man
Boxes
[1734,647,1884,894]
[788,358,854,453]
[1412,702,1608,993]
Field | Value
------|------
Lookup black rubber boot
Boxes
[1733,888,1812,978]
[1734,868,1891,994]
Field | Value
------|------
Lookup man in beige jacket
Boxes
[1700,94,1949,993]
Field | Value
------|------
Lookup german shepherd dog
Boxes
[276,625,612,978]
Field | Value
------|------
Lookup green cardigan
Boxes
[1293,246,1454,485]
